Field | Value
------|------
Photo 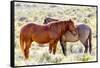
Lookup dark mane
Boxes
[48,21,68,33]
[48,20,67,26]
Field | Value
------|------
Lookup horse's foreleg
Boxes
[60,39,66,56]
[49,41,54,54]
[49,44,52,54]
[52,41,57,54]
[49,40,57,54]
[24,40,32,59]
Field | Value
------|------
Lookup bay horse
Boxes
[20,19,76,59]
[44,17,92,56]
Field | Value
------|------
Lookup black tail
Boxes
[88,29,92,54]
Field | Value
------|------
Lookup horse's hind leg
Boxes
[89,40,92,54]
[84,39,88,53]
[20,37,25,58]
[24,40,32,59]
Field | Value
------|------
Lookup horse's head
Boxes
[44,17,58,24]
[66,19,77,36]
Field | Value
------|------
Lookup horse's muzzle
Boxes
[71,30,77,36]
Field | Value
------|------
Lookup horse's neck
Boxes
[58,22,67,34]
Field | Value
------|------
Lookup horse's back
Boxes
[77,23,91,31]
[21,23,35,32]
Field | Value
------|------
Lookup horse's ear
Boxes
[67,19,72,23]
[69,19,72,22]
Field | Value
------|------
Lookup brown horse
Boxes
[20,19,76,59]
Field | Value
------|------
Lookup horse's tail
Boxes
[20,32,25,57]
[88,29,92,54]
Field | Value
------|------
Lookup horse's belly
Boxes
[32,33,50,44]
[35,40,49,44]
[64,31,79,42]
[32,38,50,44]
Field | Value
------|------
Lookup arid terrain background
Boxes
[14,2,97,66]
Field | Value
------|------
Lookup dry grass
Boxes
[14,2,97,66]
